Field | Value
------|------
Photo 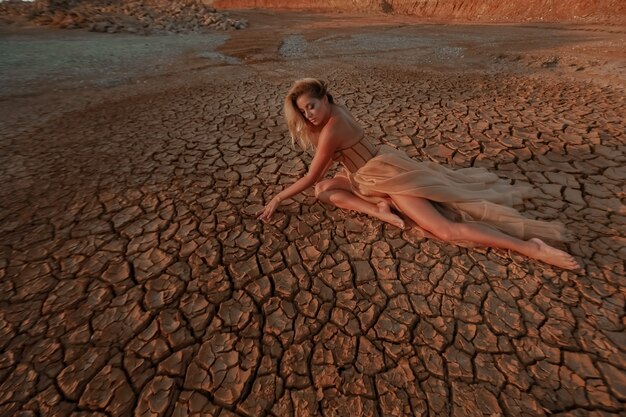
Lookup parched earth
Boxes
[1,10,625,417]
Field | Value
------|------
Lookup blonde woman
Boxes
[257,78,579,270]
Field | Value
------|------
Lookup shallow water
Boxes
[0,30,228,94]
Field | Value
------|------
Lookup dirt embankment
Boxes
[212,0,626,24]
[0,0,248,34]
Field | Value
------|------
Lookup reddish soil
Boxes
[0,9,625,417]
[214,0,626,25]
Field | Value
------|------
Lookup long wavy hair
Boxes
[284,78,334,151]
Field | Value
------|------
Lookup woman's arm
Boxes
[275,136,335,202]
[276,157,333,203]
[257,131,336,222]
[317,158,334,183]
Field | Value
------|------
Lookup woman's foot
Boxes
[375,200,406,229]
[527,238,580,270]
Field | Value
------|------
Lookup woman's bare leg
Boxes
[318,189,405,229]
[390,194,579,270]
[352,193,408,229]
[315,178,405,229]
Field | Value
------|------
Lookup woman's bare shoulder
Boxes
[327,106,360,133]
[318,120,341,147]
[317,122,347,154]
[326,106,363,142]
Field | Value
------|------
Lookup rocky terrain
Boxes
[0,0,247,34]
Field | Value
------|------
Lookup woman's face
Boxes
[296,93,329,127]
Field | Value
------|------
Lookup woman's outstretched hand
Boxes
[257,196,281,223]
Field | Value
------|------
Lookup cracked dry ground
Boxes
[1,67,625,417]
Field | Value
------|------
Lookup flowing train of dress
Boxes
[337,144,570,242]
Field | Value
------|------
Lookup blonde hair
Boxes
[284,78,334,151]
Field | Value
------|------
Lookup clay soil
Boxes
[1,9,625,417]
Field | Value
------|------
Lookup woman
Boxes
[257,78,579,270]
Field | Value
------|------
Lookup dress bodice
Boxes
[331,135,379,173]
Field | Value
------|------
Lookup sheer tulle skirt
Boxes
[342,145,570,242]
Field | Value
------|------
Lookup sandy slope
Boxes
[213,0,626,24]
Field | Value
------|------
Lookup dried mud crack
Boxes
[0,22,625,417]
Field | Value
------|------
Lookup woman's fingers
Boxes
[255,201,278,223]
[257,206,271,222]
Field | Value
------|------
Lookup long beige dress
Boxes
[324,135,570,242]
